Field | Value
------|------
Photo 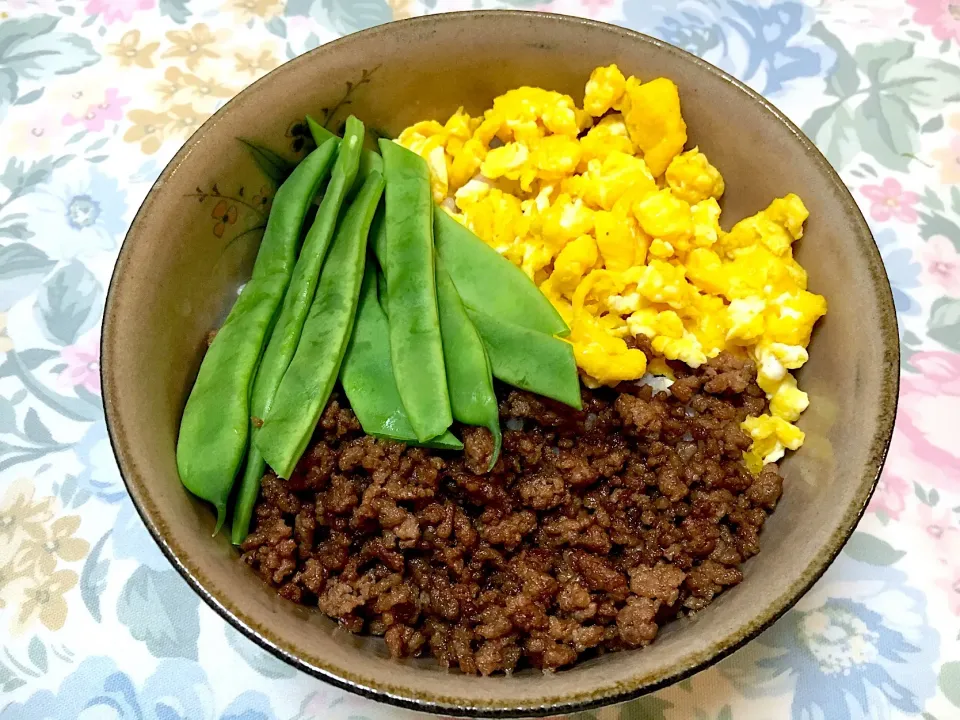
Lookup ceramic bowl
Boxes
[102,10,898,717]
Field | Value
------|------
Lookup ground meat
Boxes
[241,353,784,674]
[747,463,784,509]
[699,352,757,395]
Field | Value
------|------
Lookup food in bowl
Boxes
[242,367,783,674]
[175,65,826,675]
[397,64,825,473]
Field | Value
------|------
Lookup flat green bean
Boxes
[434,210,569,337]
[370,205,387,268]
[306,115,383,190]
[177,140,338,532]
[376,266,389,317]
[378,139,451,442]
[341,262,463,450]
[230,119,363,544]
[466,308,582,409]
[436,261,501,470]
[256,171,384,479]
[369,208,390,314]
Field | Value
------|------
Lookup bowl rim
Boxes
[102,9,900,718]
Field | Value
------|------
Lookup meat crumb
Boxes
[242,355,783,674]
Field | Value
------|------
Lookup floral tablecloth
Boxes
[0,0,958,718]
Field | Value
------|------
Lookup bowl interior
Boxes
[102,11,898,717]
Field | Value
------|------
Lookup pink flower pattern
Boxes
[63,88,130,132]
[907,0,960,43]
[535,0,614,15]
[919,235,960,294]
[59,333,101,395]
[884,352,960,494]
[913,503,960,614]
[84,0,155,24]
[938,567,960,615]
[577,0,614,10]
[861,178,920,223]
[869,471,909,520]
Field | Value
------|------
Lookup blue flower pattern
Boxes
[874,228,922,317]
[14,164,129,262]
[1,657,277,720]
[622,0,834,95]
[73,421,128,504]
[721,555,939,720]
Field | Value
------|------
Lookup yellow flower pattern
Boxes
[0,312,12,355]
[114,22,281,154]
[0,479,52,545]
[123,109,171,154]
[388,0,416,19]
[107,30,159,69]
[234,48,281,76]
[162,24,223,71]
[179,69,235,101]
[169,103,205,135]
[19,516,88,575]
[0,480,89,634]
[16,570,77,632]
[224,0,283,22]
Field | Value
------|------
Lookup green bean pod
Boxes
[369,209,390,315]
[434,210,569,337]
[229,120,364,544]
[378,139,452,442]
[256,171,385,479]
[365,218,455,448]
[376,266,389,317]
[341,262,463,451]
[370,205,388,269]
[306,114,383,191]
[466,308,583,410]
[435,261,501,470]
[177,140,338,532]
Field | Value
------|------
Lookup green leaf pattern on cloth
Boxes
[116,566,202,660]
[802,30,960,172]
[0,16,99,120]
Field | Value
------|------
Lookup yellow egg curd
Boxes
[396,64,827,470]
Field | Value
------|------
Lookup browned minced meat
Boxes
[241,352,783,674]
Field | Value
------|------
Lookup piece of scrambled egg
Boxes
[396,64,826,470]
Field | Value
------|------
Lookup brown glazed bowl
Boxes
[102,10,898,718]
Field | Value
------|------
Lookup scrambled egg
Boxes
[397,64,826,469]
